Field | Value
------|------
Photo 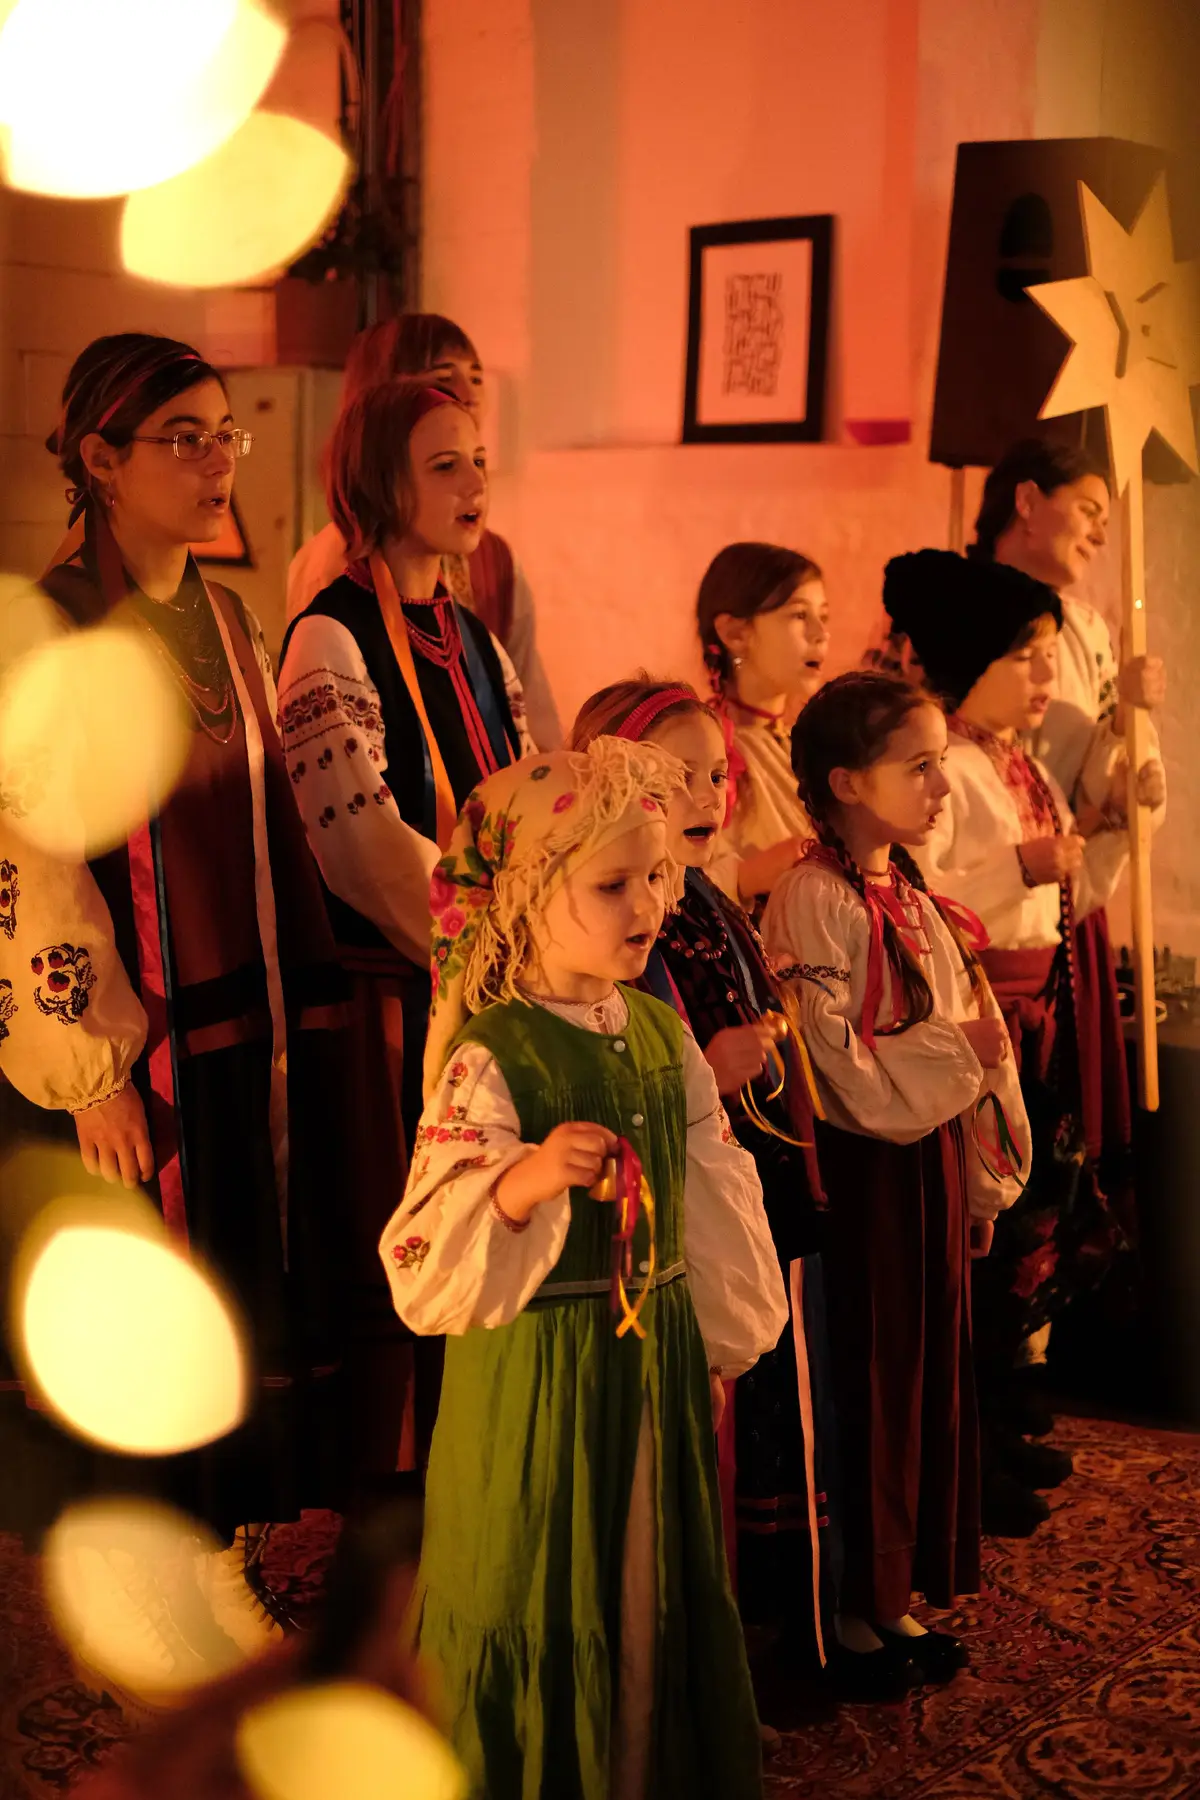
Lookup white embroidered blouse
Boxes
[378,990,789,1376]
[1030,595,1164,816]
[916,736,1131,951]
[762,861,1029,1219]
[277,611,534,967]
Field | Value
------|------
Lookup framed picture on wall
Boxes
[682,214,833,444]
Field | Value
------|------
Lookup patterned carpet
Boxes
[0,1415,1198,1797]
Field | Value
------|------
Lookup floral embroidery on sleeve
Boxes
[31,944,95,1024]
[391,1235,430,1271]
[0,979,16,1042]
[278,676,385,751]
[0,859,18,939]
[415,1100,491,1148]
[775,960,851,992]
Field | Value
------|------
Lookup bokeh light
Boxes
[45,1499,244,1704]
[19,1211,246,1453]
[121,110,351,290]
[0,621,189,859]
[0,0,285,199]
[237,1683,468,1800]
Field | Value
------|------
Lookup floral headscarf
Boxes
[424,737,685,1095]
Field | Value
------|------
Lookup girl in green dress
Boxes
[380,736,787,1800]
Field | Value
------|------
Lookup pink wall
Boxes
[422,0,1039,723]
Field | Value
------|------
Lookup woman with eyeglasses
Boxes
[0,333,351,1670]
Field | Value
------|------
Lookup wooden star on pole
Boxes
[1027,170,1200,1112]
[1029,173,1200,492]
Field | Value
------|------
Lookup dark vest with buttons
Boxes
[453,988,687,1286]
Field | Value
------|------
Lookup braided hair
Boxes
[791,671,986,1025]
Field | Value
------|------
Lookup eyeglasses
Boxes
[130,428,253,462]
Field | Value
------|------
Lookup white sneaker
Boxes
[193,1540,285,1658]
[63,1544,211,1706]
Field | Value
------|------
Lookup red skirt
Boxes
[816,1119,979,1619]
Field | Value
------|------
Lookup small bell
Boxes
[589,1156,619,1202]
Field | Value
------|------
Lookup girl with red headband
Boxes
[761,672,1030,1701]
[3,331,350,1663]
[278,379,531,1484]
[570,677,836,1696]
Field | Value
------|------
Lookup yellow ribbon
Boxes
[738,1005,825,1148]
[590,1156,657,1339]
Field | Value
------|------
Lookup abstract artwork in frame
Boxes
[682,214,833,444]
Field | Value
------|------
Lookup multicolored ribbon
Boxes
[972,1087,1027,1190]
[739,1007,824,1147]
[589,1136,656,1339]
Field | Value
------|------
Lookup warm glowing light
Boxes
[0,623,189,859]
[0,0,285,199]
[45,1499,243,1703]
[121,110,351,291]
[21,1221,246,1453]
[0,571,59,674]
[238,1684,468,1800]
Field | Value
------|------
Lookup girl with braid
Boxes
[760,671,1029,1701]
[883,551,1136,1538]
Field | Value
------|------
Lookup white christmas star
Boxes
[1029,174,1200,493]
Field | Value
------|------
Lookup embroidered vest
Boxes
[281,574,521,956]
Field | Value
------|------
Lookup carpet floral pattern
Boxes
[0,1418,1197,1796]
[763,1415,1200,1796]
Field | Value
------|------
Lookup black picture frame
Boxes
[682,214,833,445]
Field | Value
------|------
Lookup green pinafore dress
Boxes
[412,987,762,1799]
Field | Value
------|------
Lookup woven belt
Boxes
[534,1259,687,1301]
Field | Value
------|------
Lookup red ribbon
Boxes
[608,1137,644,1311]
[802,844,989,1049]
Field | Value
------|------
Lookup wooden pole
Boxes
[1121,472,1159,1111]
[948,466,966,553]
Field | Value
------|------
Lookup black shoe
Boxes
[999,1369,1055,1439]
[827,1639,917,1703]
[981,1468,1051,1538]
[875,1624,969,1684]
[1001,1433,1073,1490]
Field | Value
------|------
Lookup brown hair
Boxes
[970,438,1108,563]
[570,675,711,749]
[791,671,984,1025]
[696,541,822,689]
[342,313,480,407]
[325,381,469,560]
[49,332,225,524]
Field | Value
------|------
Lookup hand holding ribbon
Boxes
[589,1136,656,1339]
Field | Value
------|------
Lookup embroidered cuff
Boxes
[490,1188,531,1234]
[69,1075,131,1115]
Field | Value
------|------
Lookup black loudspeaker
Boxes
[930,137,1176,472]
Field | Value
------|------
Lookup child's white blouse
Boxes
[378,989,789,1376]
[762,861,1029,1219]
[917,738,1131,951]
